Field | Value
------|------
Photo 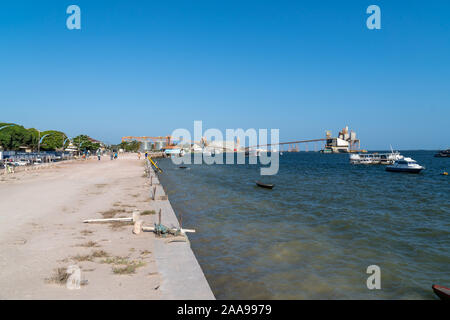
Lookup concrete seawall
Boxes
[145,160,215,300]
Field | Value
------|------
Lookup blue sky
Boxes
[1,0,449,149]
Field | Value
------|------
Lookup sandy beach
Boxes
[0,155,214,300]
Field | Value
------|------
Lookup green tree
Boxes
[0,123,34,151]
[73,135,101,152]
[39,130,67,151]
[119,141,141,152]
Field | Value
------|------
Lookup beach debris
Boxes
[141,208,195,237]
[83,217,133,223]
[142,225,195,236]
[83,210,141,224]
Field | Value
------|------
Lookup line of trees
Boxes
[112,140,141,152]
[0,122,101,152]
[0,123,37,150]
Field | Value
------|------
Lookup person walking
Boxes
[97,149,101,161]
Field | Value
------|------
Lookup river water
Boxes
[156,151,449,299]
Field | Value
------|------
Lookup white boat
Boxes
[350,151,403,165]
[386,157,424,173]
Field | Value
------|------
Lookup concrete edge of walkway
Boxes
[147,164,215,300]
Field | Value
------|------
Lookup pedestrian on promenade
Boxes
[97,149,101,161]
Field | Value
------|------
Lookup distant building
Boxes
[321,126,362,153]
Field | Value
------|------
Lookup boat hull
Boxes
[386,167,423,173]
[432,284,450,301]
[256,181,274,189]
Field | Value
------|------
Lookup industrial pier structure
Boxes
[321,126,363,153]
[122,125,365,154]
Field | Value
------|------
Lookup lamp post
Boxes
[38,133,50,154]
[63,137,71,149]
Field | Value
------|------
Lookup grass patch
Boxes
[91,250,109,258]
[101,256,130,265]
[141,210,155,216]
[112,261,146,275]
[100,208,126,219]
[101,256,146,275]
[46,267,70,284]
[72,254,93,262]
[71,250,109,262]
[109,221,134,231]
[80,229,93,236]
[76,241,99,248]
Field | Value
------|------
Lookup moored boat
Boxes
[256,181,274,189]
[432,284,450,300]
[350,151,403,165]
[434,149,450,158]
[386,157,424,173]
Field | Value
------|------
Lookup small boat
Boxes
[179,166,188,169]
[386,157,424,173]
[434,149,450,158]
[256,181,274,189]
[432,284,450,301]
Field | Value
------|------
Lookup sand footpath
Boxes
[0,154,214,299]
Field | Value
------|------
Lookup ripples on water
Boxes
[157,151,449,299]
